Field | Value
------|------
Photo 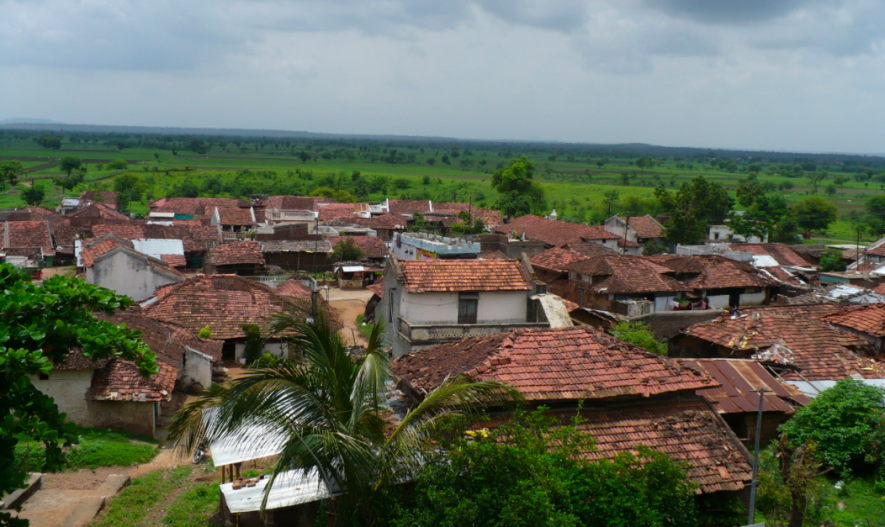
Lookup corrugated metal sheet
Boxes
[220,468,337,513]
[679,359,810,413]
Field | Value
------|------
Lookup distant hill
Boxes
[0,118,58,125]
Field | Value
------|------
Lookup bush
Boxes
[106,159,129,170]
[14,427,158,472]
[780,379,885,475]
[198,326,212,339]
[609,321,667,355]
[248,352,281,369]
[240,324,263,364]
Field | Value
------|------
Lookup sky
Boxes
[1,0,884,153]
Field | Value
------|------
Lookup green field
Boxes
[2,133,883,244]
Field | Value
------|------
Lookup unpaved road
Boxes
[328,288,375,346]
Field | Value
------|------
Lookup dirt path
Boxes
[328,288,375,346]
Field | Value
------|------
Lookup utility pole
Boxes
[747,387,770,525]
[622,216,630,255]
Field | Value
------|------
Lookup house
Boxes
[0,220,56,266]
[259,239,334,272]
[327,236,388,265]
[380,255,572,357]
[387,199,433,215]
[350,213,409,241]
[678,242,815,288]
[149,197,250,222]
[255,196,332,213]
[392,326,754,497]
[391,232,481,261]
[79,235,186,301]
[211,206,257,233]
[708,224,767,244]
[66,203,130,232]
[92,223,222,268]
[364,283,385,323]
[141,275,315,362]
[604,215,666,245]
[560,254,777,315]
[529,247,590,290]
[432,202,504,229]
[493,214,622,249]
[669,310,885,397]
[677,359,810,443]
[824,303,885,353]
[317,203,360,222]
[204,241,266,275]
[478,233,548,259]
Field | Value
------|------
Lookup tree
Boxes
[240,324,264,365]
[609,321,667,355]
[655,176,733,245]
[51,171,84,192]
[187,139,208,154]
[806,172,826,194]
[491,157,546,218]
[332,238,365,262]
[19,183,45,206]
[106,159,128,170]
[426,157,436,166]
[780,378,885,476]
[114,174,148,212]
[641,238,667,256]
[169,316,514,520]
[603,190,620,217]
[790,196,837,233]
[818,248,845,272]
[0,160,24,190]
[58,156,82,177]
[0,265,156,527]
[37,136,61,150]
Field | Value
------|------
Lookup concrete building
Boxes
[392,232,481,261]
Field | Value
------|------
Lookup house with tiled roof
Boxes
[529,247,590,287]
[381,255,574,356]
[149,197,249,222]
[824,303,885,353]
[205,241,265,275]
[92,223,222,268]
[327,235,389,265]
[433,202,504,229]
[392,326,753,495]
[604,215,666,245]
[350,213,409,241]
[211,206,257,233]
[82,240,185,301]
[256,195,332,212]
[1,220,56,265]
[79,190,119,209]
[670,311,885,397]
[387,199,433,215]
[493,214,622,251]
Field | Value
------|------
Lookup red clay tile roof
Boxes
[67,203,129,221]
[52,350,111,370]
[24,206,62,221]
[257,196,332,210]
[398,259,531,292]
[658,255,776,290]
[388,199,432,214]
[92,223,146,240]
[727,243,811,267]
[477,250,508,260]
[678,359,810,413]
[681,313,885,381]
[160,254,187,268]
[104,310,224,364]
[393,326,717,400]
[872,284,885,296]
[367,283,385,299]
[433,203,504,227]
[494,215,616,247]
[79,190,119,208]
[501,399,752,494]
[530,247,589,273]
[825,303,885,338]
[86,358,178,402]
[566,255,688,294]
[2,221,56,256]
[353,213,409,231]
[317,203,358,221]
[150,197,248,214]
[80,236,132,267]
[275,279,312,297]
[327,236,388,259]
[208,241,265,267]
[92,223,222,253]
[562,241,619,257]
[49,219,78,253]
[737,304,843,319]
[216,207,255,226]
[142,274,298,339]
[619,215,665,239]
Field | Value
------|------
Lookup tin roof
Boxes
[678,359,810,413]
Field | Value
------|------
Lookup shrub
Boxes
[248,352,281,369]
[609,321,667,355]
[198,326,212,339]
[240,324,264,364]
[780,378,885,475]
[106,159,129,170]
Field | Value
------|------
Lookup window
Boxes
[579,288,587,308]
[458,293,478,324]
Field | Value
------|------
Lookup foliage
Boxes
[0,265,156,527]
[790,196,838,233]
[37,136,62,150]
[332,238,366,262]
[311,186,358,203]
[780,379,885,476]
[114,173,148,212]
[492,156,546,218]
[92,466,196,527]
[59,156,82,176]
[609,321,667,355]
[372,408,698,527]
[239,324,264,365]
[106,159,129,170]
[818,248,845,272]
[641,238,667,256]
[16,427,158,472]
[755,438,831,527]
[0,161,23,189]
[198,326,212,339]
[248,352,282,369]
[19,183,45,206]
[51,170,84,192]
[169,317,519,520]
[655,176,733,244]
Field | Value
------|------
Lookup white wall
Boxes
[707,294,731,309]
[234,340,289,363]
[740,290,767,306]
[655,294,675,312]
[90,251,181,301]
[399,290,528,325]
[181,347,214,391]
[30,370,93,423]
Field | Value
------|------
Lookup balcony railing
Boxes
[397,317,548,343]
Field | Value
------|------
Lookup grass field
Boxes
[13,427,160,472]
[2,136,882,244]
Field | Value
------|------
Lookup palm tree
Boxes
[169,312,518,521]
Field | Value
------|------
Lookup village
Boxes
[3,191,885,527]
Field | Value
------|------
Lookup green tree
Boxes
[58,156,82,177]
[170,317,514,519]
[806,172,826,194]
[187,139,208,154]
[37,136,62,150]
[332,238,366,262]
[818,248,845,272]
[780,379,885,476]
[113,174,147,212]
[609,321,667,355]
[51,170,85,192]
[0,160,24,190]
[790,196,838,233]
[240,324,264,365]
[865,194,885,223]
[19,183,45,206]
[106,159,128,170]
[603,190,620,217]
[655,176,733,245]
[0,265,156,527]
[641,238,667,256]
[491,157,546,218]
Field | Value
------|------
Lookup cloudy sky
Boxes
[1,0,883,153]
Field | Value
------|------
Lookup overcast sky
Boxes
[1,0,883,153]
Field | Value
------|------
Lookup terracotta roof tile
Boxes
[477,250,509,260]
[150,197,249,219]
[530,247,589,274]
[80,236,132,267]
[216,207,255,226]
[399,259,531,292]
[825,303,885,338]
[208,241,265,267]
[393,326,717,400]
[494,215,617,247]
[317,203,358,221]
[86,359,178,402]
[275,279,312,297]
[682,313,885,381]
[2,221,55,256]
[433,203,504,227]
[562,241,618,257]
[79,190,119,208]
[367,283,385,298]
[354,213,409,231]
[67,203,129,221]
[160,254,187,268]
[52,350,111,370]
[92,223,222,253]
[327,236,388,259]
[257,196,332,210]
[566,255,689,294]
[727,243,811,267]
[618,215,665,239]
[388,199,432,214]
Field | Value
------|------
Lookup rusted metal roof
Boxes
[678,359,810,413]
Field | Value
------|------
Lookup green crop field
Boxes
[2,131,883,244]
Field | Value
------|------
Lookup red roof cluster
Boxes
[207,241,265,267]
[92,223,222,253]
[352,213,409,231]
[398,259,531,292]
[1,221,56,256]
[68,203,129,221]
[825,303,885,338]
[679,359,810,414]
[80,235,131,267]
[433,202,504,227]
[727,243,811,267]
[275,279,312,297]
[317,203,357,221]
[257,196,332,210]
[618,215,665,239]
[215,207,255,226]
[388,199,432,214]
[530,247,589,274]
[150,197,248,218]
[393,326,716,400]
[327,236,388,259]
[493,215,619,247]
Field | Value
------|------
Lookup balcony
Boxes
[397,317,548,344]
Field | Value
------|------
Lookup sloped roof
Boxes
[354,213,408,231]
[393,326,717,400]
[398,259,531,292]
[825,303,885,338]
[142,274,298,339]
[433,203,504,227]
[208,241,265,267]
[260,240,333,253]
[275,279,312,297]
[258,196,332,210]
[24,206,62,221]
[563,241,618,257]
[317,203,358,221]
[367,283,385,298]
[49,219,79,253]
[216,207,255,226]
[388,199,432,214]
[530,247,589,274]
[566,255,688,294]
[656,255,776,290]
[727,243,811,267]
[80,234,133,267]
[494,215,615,247]
[150,197,248,214]
[160,254,187,268]
[681,313,885,381]
[92,223,222,253]
[79,190,119,208]
[678,359,810,413]
[67,203,129,221]
[86,358,178,402]
[104,310,223,364]
[619,215,665,239]
[2,220,55,256]
[327,236,388,259]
